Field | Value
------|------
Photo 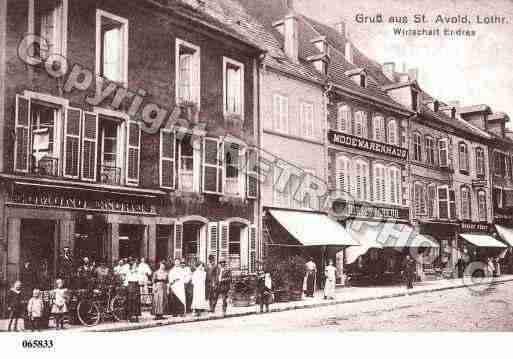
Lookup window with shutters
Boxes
[373,163,387,203]
[354,110,368,138]
[224,142,243,197]
[246,147,258,199]
[373,115,385,142]
[273,94,288,133]
[477,190,487,221]
[300,102,315,139]
[160,129,176,190]
[437,186,449,219]
[458,142,469,173]
[438,139,449,168]
[414,182,426,216]
[413,132,422,162]
[176,39,200,106]
[336,155,352,196]
[387,119,397,145]
[461,186,471,220]
[126,121,141,185]
[388,166,401,205]
[34,0,67,58]
[203,138,223,194]
[427,184,437,218]
[223,57,244,117]
[355,160,369,201]
[337,105,351,133]
[31,103,59,176]
[425,136,435,165]
[82,112,98,181]
[96,10,128,84]
[179,134,195,191]
[98,118,121,184]
[228,223,243,271]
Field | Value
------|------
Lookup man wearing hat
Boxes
[211,260,231,316]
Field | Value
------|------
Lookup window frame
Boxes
[336,155,352,196]
[354,110,368,138]
[477,190,487,222]
[475,147,485,178]
[388,165,402,205]
[437,185,449,220]
[425,136,435,166]
[354,158,370,202]
[273,93,289,134]
[427,183,437,218]
[458,142,469,174]
[223,56,245,119]
[438,138,449,168]
[33,0,69,58]
[414,182,426,217]
[387,119,397,146]
[460,185,472,220]
[372,114,385,142]
[175,38,201,107]
[300,102,315,139]
[95,9,129,86]
[337,104,352,134]
[413,132,422,162]
[373,162,387,204]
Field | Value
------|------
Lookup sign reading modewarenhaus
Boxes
[328,130,409,160]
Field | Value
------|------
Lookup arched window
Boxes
[336,155,352,195]
[373,115,385,142]
[413,132,422,162]
[475,147,485,177]
[373,163,386,203]
[387,119,397,145]
[354,110,368,138]
[337,105,351,133]
[425,136,435,165]
[477,190,487,221]
[355,159,370,201]
[388,166,402,205]
[413,182,426,216]
[461,186,471,220]
[459,142,469,172]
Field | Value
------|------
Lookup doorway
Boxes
[20,219,56,283]
[119,224,144,260]
[182,221,207,267]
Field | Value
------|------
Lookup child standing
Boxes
[26,289,44,331]
[51,279,68,330]
[6,280,23,331]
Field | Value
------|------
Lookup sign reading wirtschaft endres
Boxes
[328,130,408,160]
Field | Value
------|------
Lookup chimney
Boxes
[283,12,299,63]
[382,62,395,81]
[408,68,418,82]
[345,41,353,64]
[434,100,440,112]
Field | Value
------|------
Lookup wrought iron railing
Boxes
[100,165,122,185]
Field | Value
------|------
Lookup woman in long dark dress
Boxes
[152,261,168,320]
[126,262,141,322]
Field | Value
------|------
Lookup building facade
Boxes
[0,0,263,305]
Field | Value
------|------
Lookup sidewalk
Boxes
[3,275,513,332]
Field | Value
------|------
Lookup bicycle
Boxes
[76,285,127,327]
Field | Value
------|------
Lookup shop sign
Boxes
[328,130,408,160]
[459,221,490,233]
[333,200,410,221]
[8,187,156,215]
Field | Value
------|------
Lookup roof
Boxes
[489,112,510,121]
[147,0,264,52]
[459,104,492,114]
[205,0,326,85]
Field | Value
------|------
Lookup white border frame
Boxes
[223,56,245,120]
[175,38,201,108]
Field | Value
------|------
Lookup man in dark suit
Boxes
[57,247,75,287]
[211,260,231,316]
[205,255,219,312]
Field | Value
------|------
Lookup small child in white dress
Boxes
[51,279,68,330]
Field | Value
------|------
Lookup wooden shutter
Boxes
[249,225,257,273]
[174,222,183,261]
[203,137,223,194]
[81,112,98,181]
[160,130,176,189]
[207,222,219,262]
[246,147,258,199]
[64,107,82,178]
[218,221,229,264]
[14,95,31,172]
[126,120,141,185]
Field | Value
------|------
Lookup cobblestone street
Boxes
[142,281,513,332]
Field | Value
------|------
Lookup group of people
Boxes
[303,258,337,300]
[6,278,69,332]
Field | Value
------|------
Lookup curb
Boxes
[79,277,513,332]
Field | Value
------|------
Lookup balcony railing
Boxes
[100,165,122,185]
[31,156,59,177]
[225,177,240,196]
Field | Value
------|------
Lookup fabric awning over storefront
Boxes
[459,233,507,248]
[268,210,358,247]
[495,225,513,246]
[345,220,439,264]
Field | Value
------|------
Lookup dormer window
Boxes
[360,73,366,88]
